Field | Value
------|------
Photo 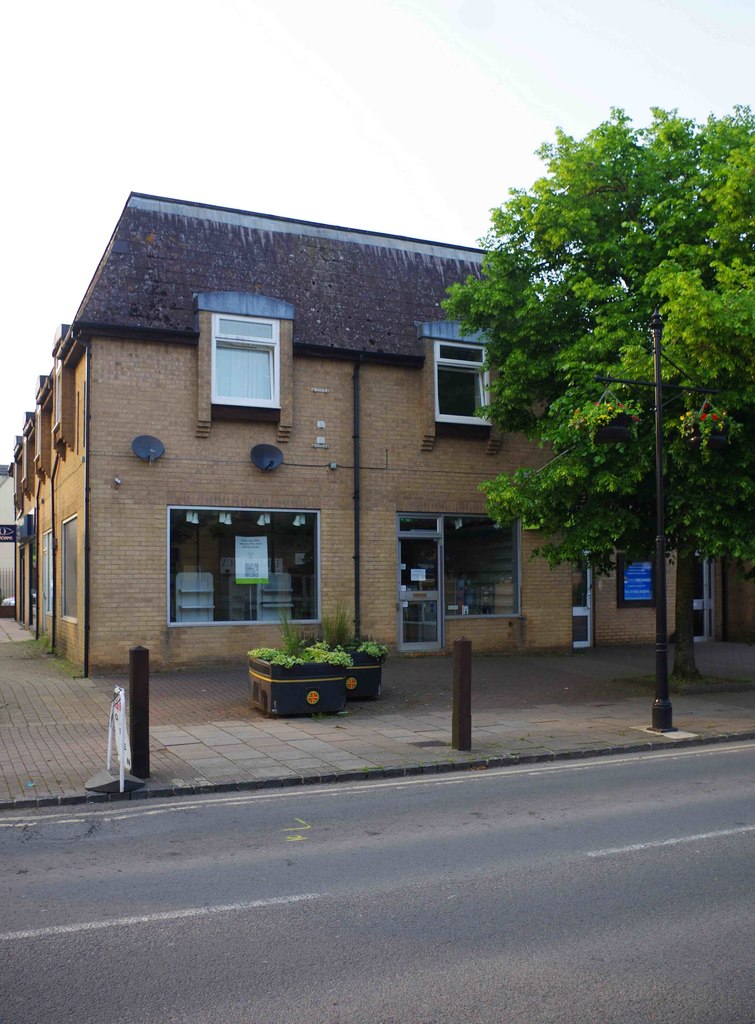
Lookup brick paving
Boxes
[0,616,753,808]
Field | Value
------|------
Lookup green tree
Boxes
[445,107,755,679]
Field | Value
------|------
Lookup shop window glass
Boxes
[169,508,318,624]
[443,516,518,615]
[62,516,77,619]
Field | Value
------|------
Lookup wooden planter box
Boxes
[248,657,346,716]
[0,606,15,619]
[344,651,383,701]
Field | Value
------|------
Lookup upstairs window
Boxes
[53,360,63,430]
[434,341,488,423]
[212,315,280,408]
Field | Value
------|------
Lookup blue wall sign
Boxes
[623,561,653,602]
[0,525,16,543]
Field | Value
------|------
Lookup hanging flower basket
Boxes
[679,403,730,454]
[570,398,640,443]
[595,412,635,443]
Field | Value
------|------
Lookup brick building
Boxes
[10,194,753,671]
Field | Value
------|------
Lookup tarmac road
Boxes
[1,742,753,1023]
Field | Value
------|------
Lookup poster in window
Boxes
[623,561,653,602]
[235,536,269,584]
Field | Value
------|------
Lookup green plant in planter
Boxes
[248,644,353,668]
[355,640,389,662]
[278,613,318,656]
[679,403,737,459]
[320,603,356,648]
[569,398,640,441]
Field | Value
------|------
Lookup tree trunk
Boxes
[673,551,700,680]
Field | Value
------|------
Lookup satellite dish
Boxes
[131,435,166,463]
[251,444,283,471]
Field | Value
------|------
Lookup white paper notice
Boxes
[235,536,269,584]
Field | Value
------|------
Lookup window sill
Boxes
[211,404,281,423]
[434,421,491,440]
[446,612,521,619]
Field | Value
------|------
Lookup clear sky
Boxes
[1,0,752,466]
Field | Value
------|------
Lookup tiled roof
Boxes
[74,194,483,360]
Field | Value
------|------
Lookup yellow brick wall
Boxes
[725,562,755,642]
[81,336,570,669]
[592,565,676,645]
[56,331,752,672]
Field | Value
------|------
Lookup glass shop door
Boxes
[397,527,442,652]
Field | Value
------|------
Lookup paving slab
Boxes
[0,619,753,808]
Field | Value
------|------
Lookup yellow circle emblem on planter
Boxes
[306,690,320,705]
[346,676,358,690]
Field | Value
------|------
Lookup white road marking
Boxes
[1,741,753,828]
[0,892,324,942]
[587,824,755,858]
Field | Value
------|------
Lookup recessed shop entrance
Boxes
[693,556,714,641]
[571,560,592,649]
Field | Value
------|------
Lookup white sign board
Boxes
[107,686,132,792]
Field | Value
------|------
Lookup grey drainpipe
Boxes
[83,342,91,679]
[353,356,362,638]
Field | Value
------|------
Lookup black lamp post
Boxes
[598,310,722,730]
[650,309,673,731]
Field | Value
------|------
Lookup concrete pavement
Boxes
[1,616,753,809]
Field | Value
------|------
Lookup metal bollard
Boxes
[452,637,472,751]
[129,645,150,779]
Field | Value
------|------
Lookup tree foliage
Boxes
[444,107,755,673]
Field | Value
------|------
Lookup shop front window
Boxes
[62,516,77,620]
[443,516,518,616]
[169,508,318,624]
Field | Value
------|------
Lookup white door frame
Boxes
[693,557,714,641]
[41,530,53,633]
[572,561,592,649]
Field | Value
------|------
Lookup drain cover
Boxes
[411,740,448,748]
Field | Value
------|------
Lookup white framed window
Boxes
[434,341,489,424]
[42,529,54,618]
[62,515,78,620]
[168,507,319,625]
[53,360,63,429]
[211,314,280,408]
[21,438,29,488]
